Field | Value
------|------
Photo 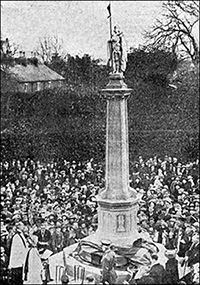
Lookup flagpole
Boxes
[109,1,112,41]
[108,1,113,71]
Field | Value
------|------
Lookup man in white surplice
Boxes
[8,221,28,285]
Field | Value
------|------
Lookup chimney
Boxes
[5,38,10,54]
[19,51,23,58]
[23,51,26,58]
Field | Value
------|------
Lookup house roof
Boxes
[3,61,65,83]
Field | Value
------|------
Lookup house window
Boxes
[48,81,51,88]
[59,80,62,87]
[31,83,34,93]
[24,83,28,93]
[37,82,40,91]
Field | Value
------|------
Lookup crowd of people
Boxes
[0,155,199,284]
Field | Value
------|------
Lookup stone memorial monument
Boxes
[48,23,166,285]
[96,24,139,247]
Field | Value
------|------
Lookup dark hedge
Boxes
[1,51,199,163]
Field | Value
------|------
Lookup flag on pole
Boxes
[107,3,111,18]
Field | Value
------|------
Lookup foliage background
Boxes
[1,49,199,163]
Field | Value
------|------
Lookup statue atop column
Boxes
[107,25,127,74]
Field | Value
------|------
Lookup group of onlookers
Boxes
[0,155,199,284]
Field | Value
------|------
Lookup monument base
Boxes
[48,233,168,284]
[48,240,130,285]
[96,195,140,247]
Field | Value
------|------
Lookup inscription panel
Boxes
[116,214,126,232]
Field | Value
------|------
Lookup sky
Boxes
[0,0,189,62]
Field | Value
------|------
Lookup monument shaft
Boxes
[96,74,139,246]
[105,92,130,200]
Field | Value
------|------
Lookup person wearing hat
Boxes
[154,218,168,244]
[61,225,70,248]
[193,222,199,233]
[19,171,28,187]
[163,197,173,216]
[100,240,117,285]
[192,262,200,285]
[23,228,43,284]
[84,274,96,285]
[50,223,64,254]
[79,222,88,239]
[66,227,77,246]
[177,225,193,258]
[61,273,70,285]
[33,223,52,254]
[1,205,12,221]
[8,221,28,285]
[48,213,56,224]
[147,253,166,284]
[164,249,179,284]
[185,232,199,268]
[165,228,179,250]
[0,246,9,285]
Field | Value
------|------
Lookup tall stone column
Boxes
[96,73,139,247]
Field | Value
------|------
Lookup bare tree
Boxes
[144,0,199,64]
[1,38,19,70]
[36,35,65,64]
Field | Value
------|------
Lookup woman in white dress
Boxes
[23,228,43,284]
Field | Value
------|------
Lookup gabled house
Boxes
[1,39,65,94]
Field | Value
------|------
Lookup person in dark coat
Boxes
[148,253,166,284]
[101,240,117,285]
[65,227,77,246]
[33,223,52,253]
[165,249,179,284]
[50,225,64,254]
[177,226,193,258]
[61,226,70,248]
[186,233,199,267]
[136,275,155,284]
[0,246,9,285]
[165,229,178,250]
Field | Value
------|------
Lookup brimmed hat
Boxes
[57,217,63,223]
[48,214,55,220]
[56,222,62,228]
[189,215,198,224]
[180,215,187,222]
[169,217,177,223]
[12,213,21,221]
[48,226,55,230]
[15,196,23,201]
[187,175,193,179]
[164,249,177,259]
[85,274,95,282]
[193,222,199,228]
[15,221,24,228]
[162,191,170,197]
[163,197,172,203]
[101,239,112,247]
[148,197,157,203]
